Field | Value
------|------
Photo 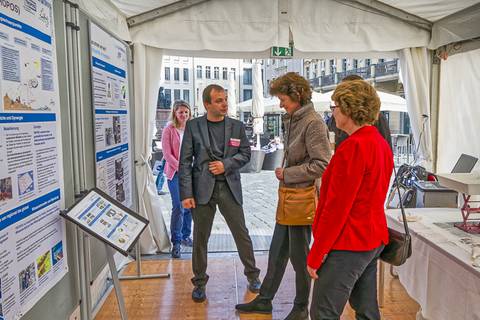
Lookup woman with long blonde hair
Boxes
[162,100,193,258]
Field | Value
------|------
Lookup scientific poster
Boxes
[89,22,132,208]
[62,189,148,255]
[0,1,67,319]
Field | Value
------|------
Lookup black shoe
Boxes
[284,305,308,320]
[171,244,181,259]
[247,277,261,293]
[192,286,206,303]
[235,296,272,314]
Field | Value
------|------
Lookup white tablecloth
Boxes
[386,208,480,320]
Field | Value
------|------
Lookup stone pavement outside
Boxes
[159,171,278,252]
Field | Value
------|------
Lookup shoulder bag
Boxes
[380,165,412,266]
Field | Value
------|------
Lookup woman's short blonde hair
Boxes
[170,99,191,128]
[269,72,312,106]
[332,80,380,126]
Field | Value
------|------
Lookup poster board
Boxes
[61,188,148,256]
[89,21,133,208]
[0,1,68,319]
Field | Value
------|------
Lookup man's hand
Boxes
[182,198,196,209]
[275,168,284,181]
[209,161,225,175]
[307,266,318,279]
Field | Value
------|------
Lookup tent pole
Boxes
[430,53,441,173]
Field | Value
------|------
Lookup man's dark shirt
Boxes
[207,119,226,180]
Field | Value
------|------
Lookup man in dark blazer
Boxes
[179,84,261,303]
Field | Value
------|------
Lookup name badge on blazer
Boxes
[228,138,241,147]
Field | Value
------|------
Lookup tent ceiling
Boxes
[110,0,480,22]
[81,0,480,50]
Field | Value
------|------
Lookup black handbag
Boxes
[380,166,412,266]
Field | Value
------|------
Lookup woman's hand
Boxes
[275,168,284,180]
[307,266,318,279]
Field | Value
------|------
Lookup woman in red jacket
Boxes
[307,80,393,320]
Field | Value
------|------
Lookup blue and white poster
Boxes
[89,22,132,208]
[0,0,67,319]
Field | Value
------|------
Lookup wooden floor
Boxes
[95,253,419,320]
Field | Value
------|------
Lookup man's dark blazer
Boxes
[179,115,251,205]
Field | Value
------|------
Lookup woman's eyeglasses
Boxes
[330,105,339,111]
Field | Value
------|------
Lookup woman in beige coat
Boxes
[236,72,331,320]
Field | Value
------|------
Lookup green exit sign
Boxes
[270,46,293,58]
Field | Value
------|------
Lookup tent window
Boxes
[196,65,202,79]
[223,67,228,80]
[164,67,170,81]
[183,68,189,82]
[206,66,211,79]
[214,67,219,80]
[243,68,252,85]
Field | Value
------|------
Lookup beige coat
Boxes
[282,102,331,189]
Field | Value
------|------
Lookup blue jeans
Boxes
[167,173,192,245]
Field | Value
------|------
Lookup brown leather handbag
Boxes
[276,185,317,225]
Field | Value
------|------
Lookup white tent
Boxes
[71,0,480,287]
[239,90,408,114]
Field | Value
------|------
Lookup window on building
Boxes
[214,67,219,79]
[365,59,371,67]
[329,59,335,74]
[164,67,170,81]
[174,89,181,100]
[353,59,358,69]
[223,67,228,80]
[183,68,189,82]
[306,66,310,78]
[196,65,202,78]
[243,89,252,101]
[174,67,180,81]
[164,89,172,107]
[243,68,252,85]
[231,68,236,79]
[206,66,211,79]
[378,58,385,64]
[183,90,190,103]
[342,58,347,71]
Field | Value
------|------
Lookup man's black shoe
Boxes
[247,277,261,293]
[192,286,206,303]
[235,296,272,314]
[284,304,308,320]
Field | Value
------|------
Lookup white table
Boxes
[385,208,480,320]
[437,173,480,233]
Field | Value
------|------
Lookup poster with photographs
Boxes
[89,22,132,208]
[61,188,148,255]
[0,1,68,319]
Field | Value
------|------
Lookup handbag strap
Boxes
[392,165,410,236]
[281,117,293,169]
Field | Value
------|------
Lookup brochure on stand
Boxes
[60,188,148,256]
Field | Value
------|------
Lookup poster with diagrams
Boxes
[89,22,132,208]
[61,189,148,255]
[0,1,67,319]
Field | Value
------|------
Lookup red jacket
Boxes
[307,126,393,270]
